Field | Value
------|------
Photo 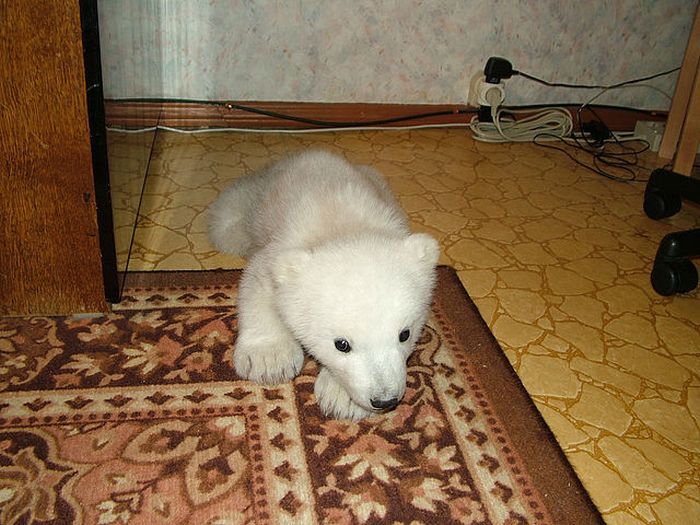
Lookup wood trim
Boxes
[673,64,700,175]
[659,2,700,160]
[104,101,471,128]
[105,100,666,132]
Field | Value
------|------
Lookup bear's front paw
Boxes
[315,367,374,420]
[234,336,304,385]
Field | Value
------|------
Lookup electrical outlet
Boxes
[632,121,700,153]
[478,82,505,107]
[634,121,665,152]
[467,70,506,107]
[468,71,485,106]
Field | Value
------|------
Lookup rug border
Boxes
[119,265,604,524]
[433,266,604,525]
[121,269,242,290]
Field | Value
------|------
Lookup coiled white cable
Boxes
[469,107,574,143]
[469,88,574,143]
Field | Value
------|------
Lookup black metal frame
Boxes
[78,0,120,303]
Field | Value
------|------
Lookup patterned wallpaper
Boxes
[98,0,697,110]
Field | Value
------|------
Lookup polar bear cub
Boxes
[209,150,439,420]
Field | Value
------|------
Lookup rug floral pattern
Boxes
[0,274,592,524]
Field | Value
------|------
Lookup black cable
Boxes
[513,66,680,90]
[551,103,651,181]
[534,134,636,182]
[506,102,665,116]
[574,104,652,174]
[506,64,675,182]
[223,102,477,127]
[534,132,652,183]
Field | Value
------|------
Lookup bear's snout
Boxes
[370,396,401,411]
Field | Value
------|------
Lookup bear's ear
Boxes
[272,249,311,284]
[404,233,440,267]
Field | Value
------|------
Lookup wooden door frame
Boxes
[0,0,117,315]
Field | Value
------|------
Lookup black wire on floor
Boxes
[498,62,679,183]
[222,102,479,127]
[533,133,652,183]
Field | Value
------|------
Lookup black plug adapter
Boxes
[484,57,515,84]
[478,57,514,122]
[581,121,612,147]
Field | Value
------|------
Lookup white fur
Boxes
[209,150,439,420]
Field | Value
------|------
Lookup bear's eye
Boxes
[399,329,410,343]
[334,338,351,352]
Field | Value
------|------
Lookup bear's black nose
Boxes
[370,397,400,411]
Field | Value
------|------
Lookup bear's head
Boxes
[272,232,439,418]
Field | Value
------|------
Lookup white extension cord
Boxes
[469,87,574,143]
[107,122,472,135]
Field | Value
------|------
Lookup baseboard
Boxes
[104,100,666,131]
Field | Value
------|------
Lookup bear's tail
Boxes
[208,176,257,256]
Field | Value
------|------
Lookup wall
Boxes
[98,0,697,110]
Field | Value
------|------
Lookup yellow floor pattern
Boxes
[110,128,700,524]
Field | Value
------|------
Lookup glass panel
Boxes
[97,0,162,290]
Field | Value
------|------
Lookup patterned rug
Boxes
[0,267,602,525]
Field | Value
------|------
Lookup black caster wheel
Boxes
[644,189,682,220]
[651,258,699,296]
